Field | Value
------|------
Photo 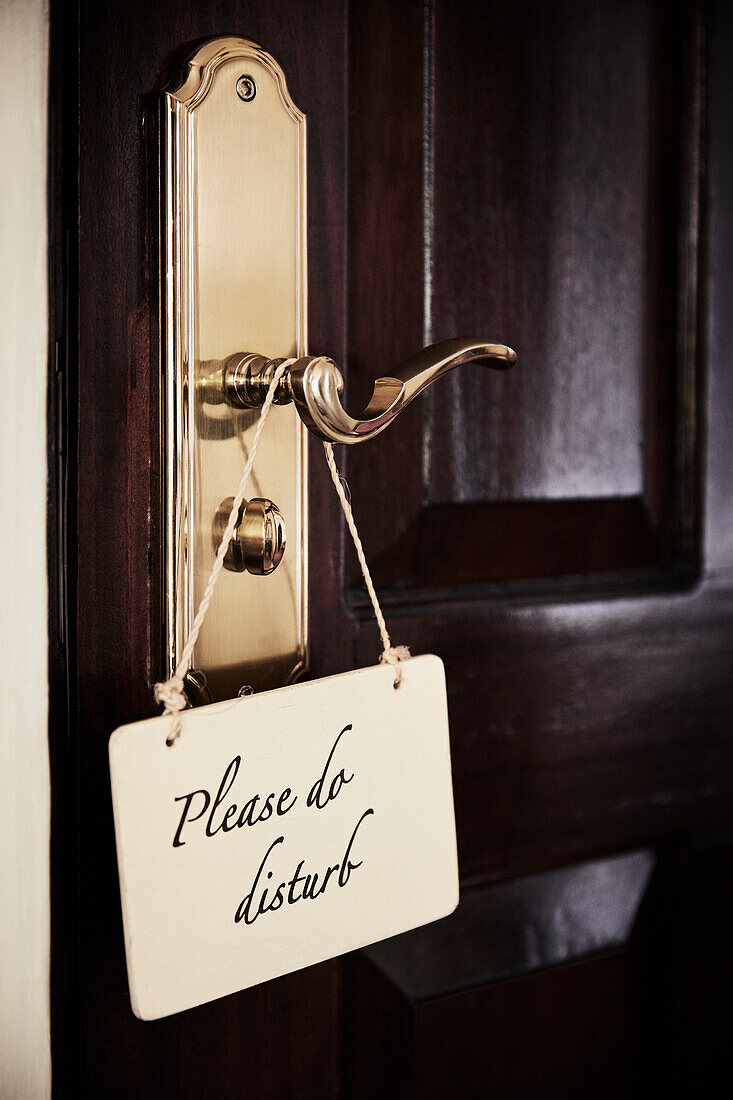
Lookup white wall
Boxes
[0,0,51,1096]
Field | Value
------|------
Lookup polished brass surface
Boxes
[182,669,214,708]
[221,353,297,408]
[160,37,307,697]
[212,497,287,576]
[222,338,516,443]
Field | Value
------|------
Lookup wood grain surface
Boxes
[49,0,733,1094]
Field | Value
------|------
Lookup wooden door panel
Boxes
[706,0,733,574]
[355,583,733,882]
[344,845,733,1098]
[344,851,655,1099]
[347,0,700,599]
[53,0,733,1094]
[429,0,651,506]
[409,957,642,1100]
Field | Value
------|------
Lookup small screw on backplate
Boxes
[236,75,256,102]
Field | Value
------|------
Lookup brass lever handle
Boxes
[222,337,516,444]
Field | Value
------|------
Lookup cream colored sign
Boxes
[109,656,459,1020]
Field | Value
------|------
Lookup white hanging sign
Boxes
[109,654,459,1020]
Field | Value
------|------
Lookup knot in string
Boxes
[153,674,187,714]
[380,645,412,686]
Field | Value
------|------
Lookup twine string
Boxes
[154,360,408,744]
[322,442,409,685]
[154,359,294,744]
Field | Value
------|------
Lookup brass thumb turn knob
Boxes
[212,497,286,575]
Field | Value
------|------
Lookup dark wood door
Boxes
[50,0,733,1095]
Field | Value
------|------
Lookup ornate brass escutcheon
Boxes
[159,37,307,699]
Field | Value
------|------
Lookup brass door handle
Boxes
[159,35,516,696]
[222,337,516,444]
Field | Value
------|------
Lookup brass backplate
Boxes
[159,38,307,699]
